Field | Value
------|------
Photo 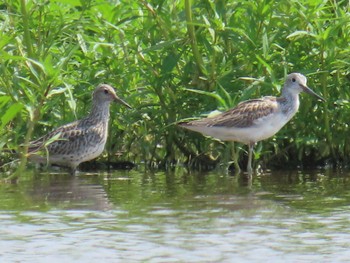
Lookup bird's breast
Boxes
[249,111,291,141]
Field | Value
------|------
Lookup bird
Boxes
[179,73,325,174]
[27,84,131,175]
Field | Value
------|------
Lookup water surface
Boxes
[1,169,350,262]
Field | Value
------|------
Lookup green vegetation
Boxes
[0,0,349,175]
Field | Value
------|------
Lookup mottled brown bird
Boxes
[179,73,325,173]
[28,84,131,174]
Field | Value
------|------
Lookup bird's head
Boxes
[93,84,132,108]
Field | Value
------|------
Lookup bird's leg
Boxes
[247,142,255,174]
[231,142,241,173]
[69,167,77,176]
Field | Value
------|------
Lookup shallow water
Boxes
[1,169,350,262]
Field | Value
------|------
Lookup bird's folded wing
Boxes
[28,121,85,153]
[189,97,279,128]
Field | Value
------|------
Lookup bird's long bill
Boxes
[301,85,325,102]
[115,96,132,109]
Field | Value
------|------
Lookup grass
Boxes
[0,0,349,176]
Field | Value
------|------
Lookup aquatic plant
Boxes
[0,0,349,176]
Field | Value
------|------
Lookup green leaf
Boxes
[43,132,66,147]
[184,88,227,108]
[51,0,82,6]
[286,30,316,39]
[141,39,182,53]
[255,55,272,75]
[47,87,68,98]
[77,33,88,55]
[0,96,11,108]
[1,103,23,128]
[161,52,179,75]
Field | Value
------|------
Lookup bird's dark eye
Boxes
[104,89,109,94]
[292,78,296,82]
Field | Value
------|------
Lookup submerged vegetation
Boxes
[0,0,349,174]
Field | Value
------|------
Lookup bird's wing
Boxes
[28,120,84,153]
[182,97,280,128]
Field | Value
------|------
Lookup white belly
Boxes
[186,112,291,144]
[49,139,107,169]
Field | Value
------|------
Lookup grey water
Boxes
[1,169,350,262]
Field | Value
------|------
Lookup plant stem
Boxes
[7,82,52,181]
[320,71,335,161]
[20,0,33,58]
[5,0,34,181]
[185,0,205,75]
[6,109,39,181]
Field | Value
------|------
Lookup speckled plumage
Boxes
[179,73,325,173]
[28,84,131,174]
